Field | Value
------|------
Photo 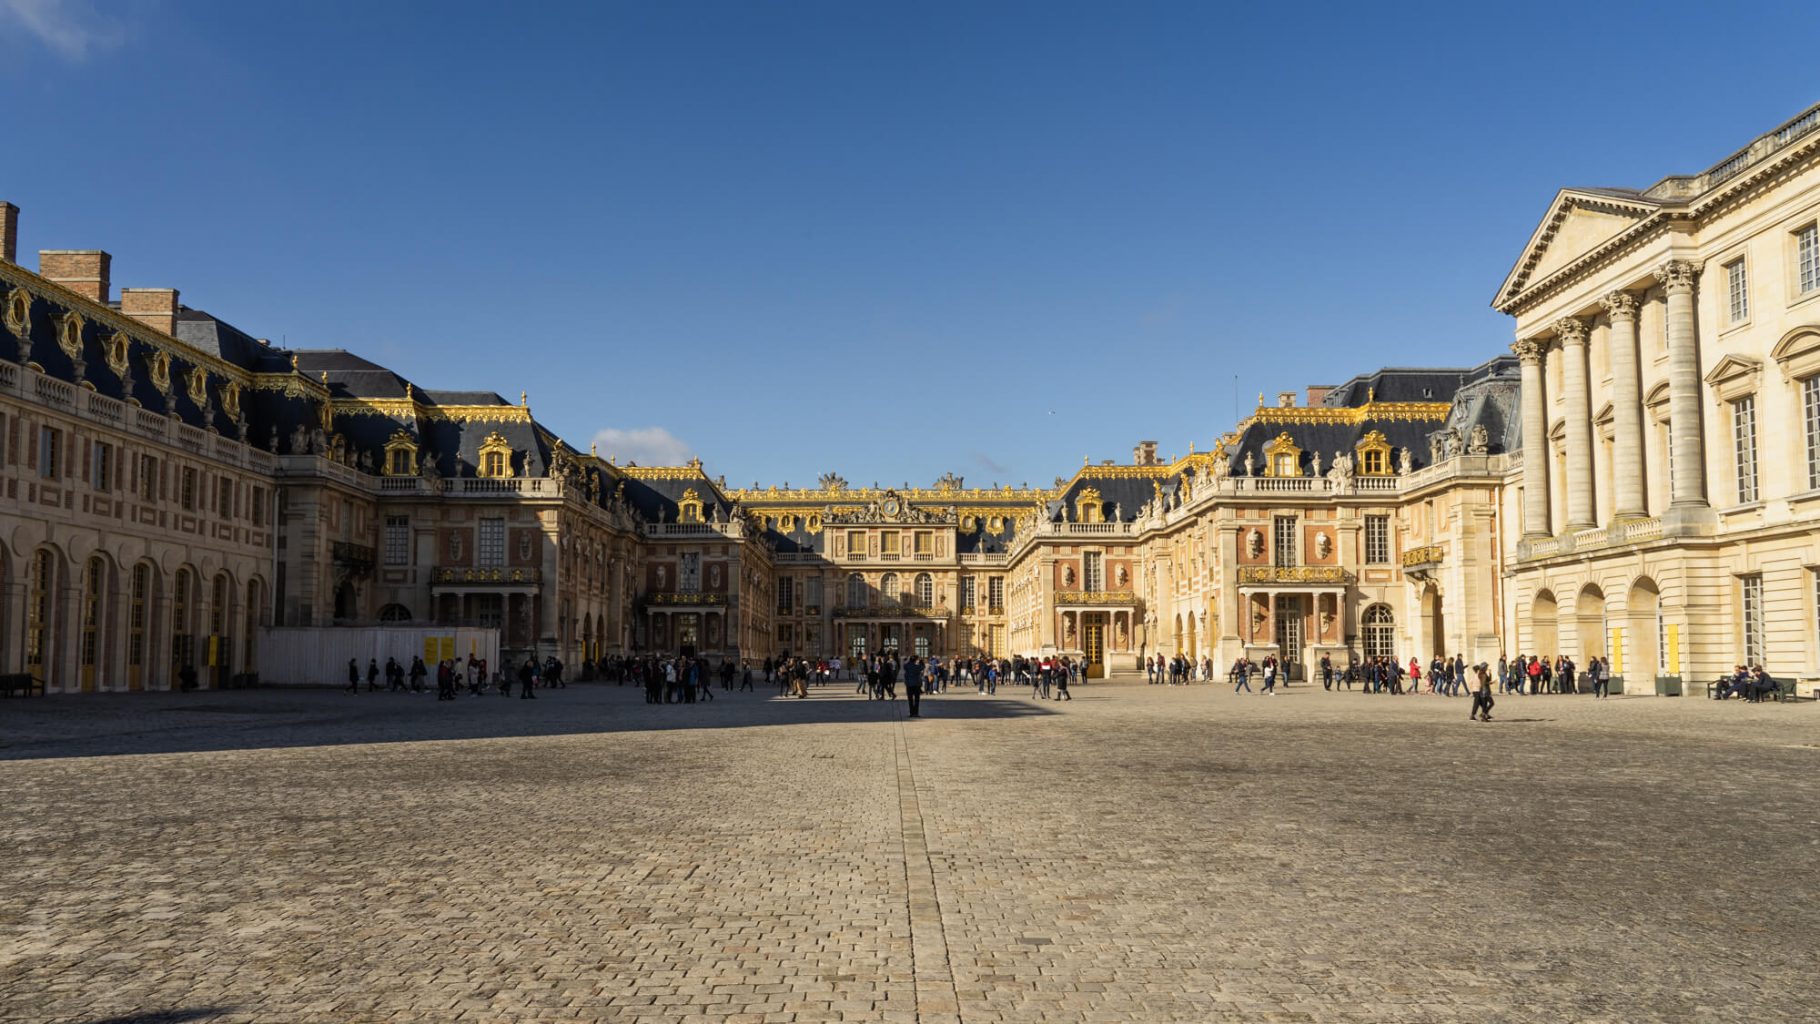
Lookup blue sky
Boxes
[4,0,1818,486]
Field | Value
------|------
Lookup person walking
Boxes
[904,656,924,718]
[346,658,360,694]
[366,658,381,692]
[437,659,456,701]
[1234,658,1252,693]
[1261,658,1277,695]
[518,658,536,699]
[1470,663,1494,722]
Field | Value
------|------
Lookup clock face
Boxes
[882,498,900,517]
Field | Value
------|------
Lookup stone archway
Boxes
[1626,577,1661,682]
[1531,589,1558,657]
[1575,584,1607,662]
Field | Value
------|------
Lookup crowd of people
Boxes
[344,654,566,700]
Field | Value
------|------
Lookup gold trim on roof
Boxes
[329,396,534,423]
[1242,399,1451,427]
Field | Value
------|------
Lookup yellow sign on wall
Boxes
[423,637,440,665]
[1608,627,1624,675]
[1665,623,1681,675]
[439,636,456,661]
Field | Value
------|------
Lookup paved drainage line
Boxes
[894,710,962,1024]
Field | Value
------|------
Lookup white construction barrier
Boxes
[256,627,501,687]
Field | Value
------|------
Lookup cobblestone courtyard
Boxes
[2,680,1816,1023]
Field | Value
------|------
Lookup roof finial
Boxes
[520,390,527,407]
[590,441,598,457]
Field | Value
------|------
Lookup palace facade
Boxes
[6,100,1820,693]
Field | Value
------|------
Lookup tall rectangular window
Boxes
[383,515,410,566]
[1799,224,1820,295]
[880,532,900,557]
[217,477,234,519]
[91,441,112,490]
[1273,516,1298,567]
[846,531,865,558]
[987,576,1004,612]
[1733,395,1759,504]
[805,576,822,613]
[777,575,794,612]
[959,575,976,610]
[1741,574,1764,667]
[1082,551,1104,590]
[1365,515,1390,564]
[38,426,60,480]
[250,486,266,526]
[138,454,157,501]
[1725,258,1749,323]
[180,466,196,511]
[1806,377,1820,490]
[477,517,506,567]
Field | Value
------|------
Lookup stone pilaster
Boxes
[1513,338,1551,538]
[1556,316,1595,530]
[1654,259,1708,509]
[1601,291,1647,519]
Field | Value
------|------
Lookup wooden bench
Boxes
[0,673,45,697]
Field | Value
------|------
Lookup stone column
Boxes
[1653,259,1707,508]
[1601,291,1647,519]
[1556,317,1596,530]
[1513,338,1551,538]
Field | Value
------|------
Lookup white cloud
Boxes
[0,0,126,61]
[591,426,694,467]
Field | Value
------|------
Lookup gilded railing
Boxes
[1236,566,1349,585]
[1053,590,1141,606]
[432,566,541,585]
[1401,545,1444,567]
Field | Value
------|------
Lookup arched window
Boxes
[378,603,412,622]
[847,573,867,609]
[171,568,195,675]
[880,573,900,606]
[1362,604,1395,659]
[129,563,150,688]
[212,573,232,686]
[81,556,106,685]
[914,573,934,609]
[27,549,55,674]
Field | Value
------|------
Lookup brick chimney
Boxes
[1306,384,1334,407]
[1133,440,1159,466]
[120,288,181,336]
[0,203,17,264]
[39,250,111,303]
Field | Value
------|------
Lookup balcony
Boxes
[644,591,727,607]
[1053,590,1141,606]
[332,541,376,578]
[1236,565,1349,586]
[432,566,541,586]
[1401,545,1444,570]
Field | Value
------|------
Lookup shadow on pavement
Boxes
[80,1011,231,1024]
[0,684,1056,762]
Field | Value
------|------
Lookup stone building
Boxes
[7,101,1820,694]
[1494,100,1820,690]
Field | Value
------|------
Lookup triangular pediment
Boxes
[1703,353,1763,386]
[1494,189,1662,310]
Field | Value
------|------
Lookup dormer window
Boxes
[1263,432,1302,477]
[383,429,419,477]
[678,487,705,523]
[1075,486,1104,523]
[1355,429,1393,476]
[477,432,514,479]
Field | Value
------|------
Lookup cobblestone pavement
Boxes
[2,680,1816,1023]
